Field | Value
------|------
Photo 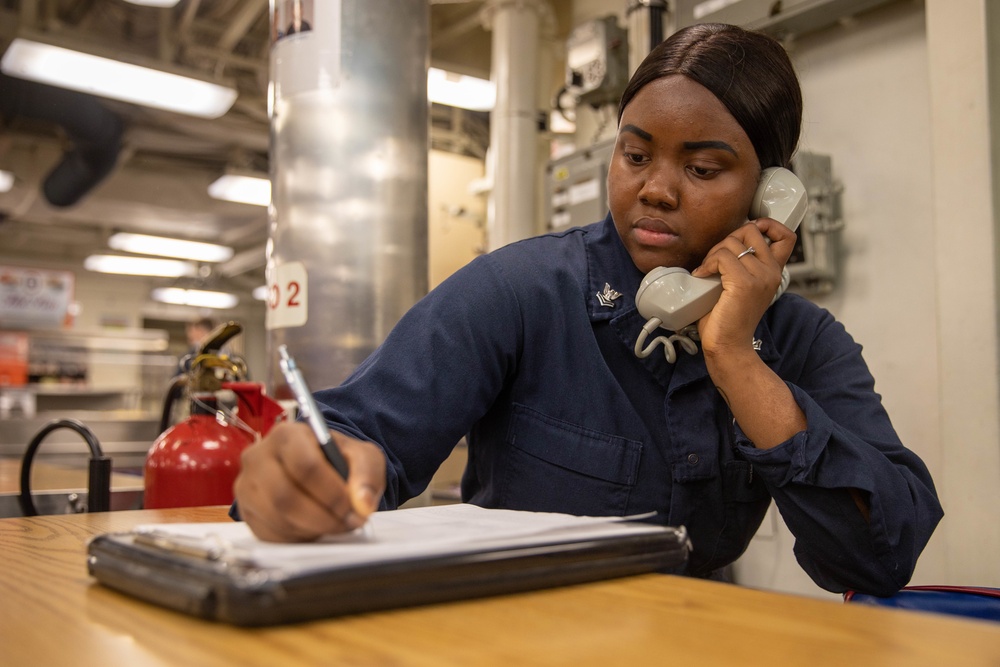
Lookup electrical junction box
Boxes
[545,138,615,232]
[565,16,629,108]
[786,151,844,295]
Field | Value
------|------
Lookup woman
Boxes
[234,23,942,595]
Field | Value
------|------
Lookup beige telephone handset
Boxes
[633,167,808,362]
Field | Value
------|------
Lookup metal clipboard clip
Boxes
[132,529,251,565]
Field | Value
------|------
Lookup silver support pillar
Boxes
[267,0,429,392]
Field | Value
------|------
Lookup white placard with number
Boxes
[265,261,308,330]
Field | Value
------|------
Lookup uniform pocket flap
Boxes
[507,404,642,485]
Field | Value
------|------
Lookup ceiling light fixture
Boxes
[427,67,495,111]
[0,170,13,193]
[0,37,237,119]
[84,254,197,277]
[208,173,271,207]
[123,0,181,6]
[151,287,239,309]
[108,232,234,263]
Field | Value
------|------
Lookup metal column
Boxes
[267,0,429,391]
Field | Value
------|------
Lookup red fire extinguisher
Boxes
[144,322,285,509]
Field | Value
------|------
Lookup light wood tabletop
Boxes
[0,458,143,495]
[1,506,998,667]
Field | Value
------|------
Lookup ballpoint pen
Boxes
[278,344,350,479]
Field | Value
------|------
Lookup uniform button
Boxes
[686,453,699,465]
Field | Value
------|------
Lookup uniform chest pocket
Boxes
[500,404,642,515]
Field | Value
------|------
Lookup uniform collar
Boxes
[586,213,645,322]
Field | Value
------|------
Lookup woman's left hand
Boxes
[690,218,806,449]
[691,218,798,355]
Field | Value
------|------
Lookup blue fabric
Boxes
[314,214,943,596]
[847,588,1000,622]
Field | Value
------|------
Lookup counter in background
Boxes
[0,384,143,418]
[0,458,144,517]
[0,325,177,416]
[0,412,160,466]
[0,412,158,517]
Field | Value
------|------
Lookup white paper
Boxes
[135,504,666,576]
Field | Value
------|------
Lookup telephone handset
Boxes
[633,167,808,362]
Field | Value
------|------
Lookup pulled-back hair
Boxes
[618,23,802,169]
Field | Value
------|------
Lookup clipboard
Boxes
[87,504,691,626]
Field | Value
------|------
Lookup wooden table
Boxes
[1,507,998,667]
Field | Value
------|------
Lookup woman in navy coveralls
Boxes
[234,23,942,596]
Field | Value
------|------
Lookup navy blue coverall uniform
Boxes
[314,214,943,595]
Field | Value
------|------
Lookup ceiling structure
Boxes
[0,0,554,299]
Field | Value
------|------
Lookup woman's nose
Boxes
[638,167,679,209]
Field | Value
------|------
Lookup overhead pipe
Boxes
[0,73,123,207]
[481,0,551,250]
[626,0,670,74]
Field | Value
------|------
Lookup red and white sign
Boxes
[265,261,308,330]
[0,266,74,329]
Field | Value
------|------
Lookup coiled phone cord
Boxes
[634,320,700,363]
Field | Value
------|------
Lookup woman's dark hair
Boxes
[618,23,802,169]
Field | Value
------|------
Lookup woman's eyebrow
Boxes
[683,140,738,156]
[620,123,653,141]
[619,126,738,157]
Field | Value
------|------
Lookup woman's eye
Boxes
[623,152,649,165]
[689,165,719,178]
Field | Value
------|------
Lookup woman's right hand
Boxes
[233,421,386,542]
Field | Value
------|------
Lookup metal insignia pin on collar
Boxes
[596,283,622,308]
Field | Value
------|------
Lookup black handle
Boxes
[88,456,113,513]
[19,418,110,516]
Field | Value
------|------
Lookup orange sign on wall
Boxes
[0,331,28,386]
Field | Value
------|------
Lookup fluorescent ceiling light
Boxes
[84,254,196,277]
[427,67,495,111]
[0,170,13,193]
[252,285,270,301]
[0,38,237,119]
[152,287,239,309]
[208,174,271,207]
[124,0,181,6]
[109,232,234,263]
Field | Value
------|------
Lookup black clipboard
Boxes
[87,506,691,626]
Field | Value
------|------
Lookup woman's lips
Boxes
[632,218,678,247]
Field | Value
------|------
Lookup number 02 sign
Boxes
[265,261,308,330]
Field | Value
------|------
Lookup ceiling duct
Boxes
[0,73,123,207]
